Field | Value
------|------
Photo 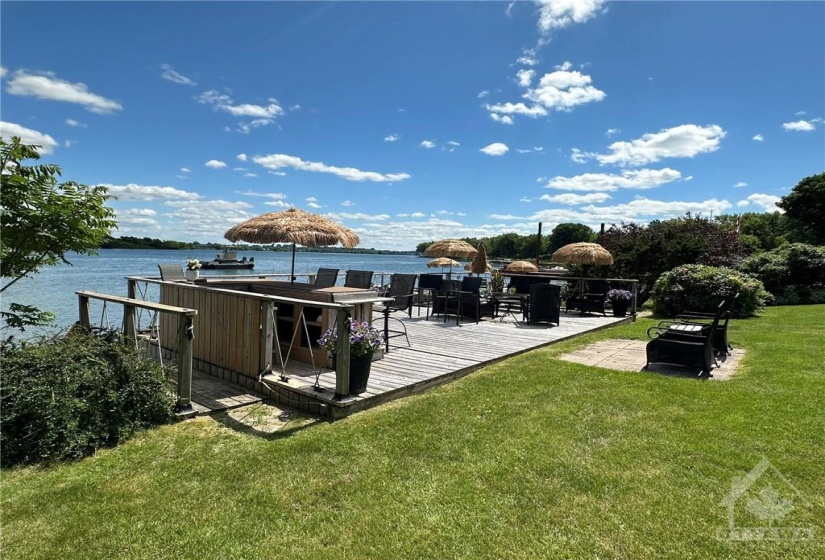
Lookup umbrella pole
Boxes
[290,242,296,284]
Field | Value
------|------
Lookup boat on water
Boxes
[201,247,255,270]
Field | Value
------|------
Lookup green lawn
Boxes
[2,306,823,559]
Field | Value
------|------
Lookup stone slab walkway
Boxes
[560,338,745,380]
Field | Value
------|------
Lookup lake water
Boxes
[1,249,468,335]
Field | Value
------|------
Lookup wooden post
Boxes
[535,222,542,267]
[127,279,136,300]
[259,301,275,375]
[631,281,638,316]
[334,307,351,399]
[177,316,194,412]
[78,294,90,329]
[123,304,136,343]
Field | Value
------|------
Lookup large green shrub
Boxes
[651,264,769,318]
[1,330,175,468]
[736,243,825,305]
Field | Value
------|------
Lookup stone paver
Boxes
[560,338,744,380]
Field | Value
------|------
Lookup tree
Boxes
[715,212,790,252]
[547,223,595,255]
[1,137,117,329]
[777,172,825,244]
[599,214,746,304]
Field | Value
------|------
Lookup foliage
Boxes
[186,258,202,270]
[714,211,790,252]
[547,222,595,254]
[100,236,195,250]
[736,243,825,305]
[318,320,384,357]
[650,264,769,318]
[489,269,505,293]
[606,289,633,302]
[599,214,747,304]
[777,172,825,244]
[1,136,117,329]
[0,330,175,468]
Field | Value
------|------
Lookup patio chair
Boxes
[645,300,725,376]
[567,279,610,315]
[344,269,374,289]
[158,264,185,282]
[441,276,485,324]
[313,268,339,288]
[667,292,740,355]
[527,283,561,325]
[377,273,417,352]
[417,273,444,319]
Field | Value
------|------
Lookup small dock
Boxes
[258,311,632,418]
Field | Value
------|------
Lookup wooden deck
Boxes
[259,310,634,418]
[188,370,266,416]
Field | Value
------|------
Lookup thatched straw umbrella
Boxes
[224,208,359,283]
[551,242,613,294]
[428,257,461,270]
[466,241,491,275]
[505,260,538,273]
[424,239,477,278]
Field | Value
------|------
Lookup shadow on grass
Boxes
[210,400,329,439]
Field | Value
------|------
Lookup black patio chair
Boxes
[664,292,740,355]
[417,273,444,319]
[645,300,725,376]
[377,273,417,352]
[527,283,561,325]
[313,268,339,288]
[567,279,610,315]
[441,276,485,324]
[344,269,374,289]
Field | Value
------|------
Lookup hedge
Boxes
[736,243,825,305]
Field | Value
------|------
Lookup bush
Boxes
[651,264,770,318]
[736,243,825,305]
[1,330,176,468]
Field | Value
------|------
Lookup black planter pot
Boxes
[348,353,373,395]
[611,300,629,317]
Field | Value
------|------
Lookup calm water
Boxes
[1,249,469,335]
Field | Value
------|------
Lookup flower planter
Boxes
[185,269,199,281]
[348,353,373,394]
[611,300,629,317]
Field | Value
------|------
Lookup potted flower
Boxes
[607,288,633,317]
[318,320,384,394]
[185,258,201,281]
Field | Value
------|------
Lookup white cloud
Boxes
[243,173,257,178]
[160,64,196,86]
[0,121,58,154]
[197,89,284,131]
[536,0,607,35]
[0,66,7,78]
[447,141,461,147]
[420,140,436,149]
[65,119,86,128]
[236,153,248,161]
[478,90,490,98]
[102,183,201,202]
[252,153,411,182]
[236,190,287,200]
[752,134,764,142]
[180,167,191,173]
[307,202,321,209]
[524,65,606,112]
[795,110,807,116]
[480,142,509,156]
[233,167,246,171]
[205,159,227,169]
[520,197,532,203]
[740,193,783,212]
[265,200,291,208]
[540,192,611,204]
[516,54,539,66]
[6,70,122,114]
[605,128,620,137]
[326,212,391,221]
[734,181,748,188]
[782,119,816,132]
[516,68,535,87]
[384,134,400,142]
[580,124,726,166]
[341,200,354,207]
[545,168,682,191]
[486,101,547,118]
[306,197,318,203]
[490,114,514,125]
[516,146,543,154]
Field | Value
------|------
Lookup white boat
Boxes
[201,247,254,270]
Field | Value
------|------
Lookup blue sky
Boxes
[2,0,823,250]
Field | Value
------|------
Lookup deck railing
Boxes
[76,290,198,412]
